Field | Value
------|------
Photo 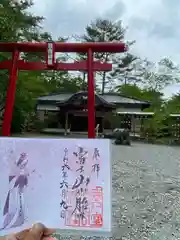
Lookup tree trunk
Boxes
[101,71,106,94]
[124,72,127,85]
[82,72,86,90]
[0,102,4,114]
[101,53,109,94]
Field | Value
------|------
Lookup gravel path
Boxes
[111,142,180,240]
[55,142,180,240]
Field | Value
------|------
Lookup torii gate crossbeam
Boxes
[0,42,127,138]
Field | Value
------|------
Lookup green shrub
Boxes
[11,107,26,133]
[34,119,48,132]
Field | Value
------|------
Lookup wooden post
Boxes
[140,117,143,137]
[132,115,135,136]
[101,116,105,137]
[64,112,69,136]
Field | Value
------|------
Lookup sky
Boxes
[31,0,180,98]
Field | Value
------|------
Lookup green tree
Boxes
[78,18,129,94]
[110,53,143,86]
[0,1,89,134]
[0,0,43,42]
[141,88,164,112]
[142,58,180,90]
[115,83,163,110]
[165,92,180,114]
[115,83,142,98]
[0,0,46,133]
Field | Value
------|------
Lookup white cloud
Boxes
[163,84,180,99]
[31,0,180,97]
[125,0,180,62]
[31,0,180,62]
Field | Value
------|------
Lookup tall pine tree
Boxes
[78,18,127,94]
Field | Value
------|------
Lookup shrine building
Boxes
[36,91,151,133]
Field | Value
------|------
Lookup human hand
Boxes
[3,223,56,240]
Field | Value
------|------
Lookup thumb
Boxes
[14,223,55,240]
[28,223,44,240]
[29,223,55,240]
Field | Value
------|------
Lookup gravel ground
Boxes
[111,142,180,240]
[55,141,180,240]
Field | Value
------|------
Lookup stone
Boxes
[114,129,131,145]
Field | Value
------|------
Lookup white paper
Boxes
[0,137,111,236]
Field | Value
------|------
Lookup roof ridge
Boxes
[100,92,150,103]
[37,91,151,105]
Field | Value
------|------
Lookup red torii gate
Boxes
[0,42,126,138]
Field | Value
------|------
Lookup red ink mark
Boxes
[90,187,103,227]
[65,186,103,228]
[94,213,103,226]
[73,219,78,224]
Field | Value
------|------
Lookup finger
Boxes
[6,234,18,240]
[10,224,55,240]
[14,230,30,240]
[29,224,55,239]
[29,223,45,240]
[43,228,56,237]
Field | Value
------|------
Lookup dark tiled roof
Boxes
[37,93,71,102]
[58,91,115,108]
[100,93,149,105]
[37,91,150,106]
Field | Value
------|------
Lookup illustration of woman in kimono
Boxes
[0,152,29,231]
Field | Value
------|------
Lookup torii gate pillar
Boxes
[2,51,19,137]
[87,48,95,138]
